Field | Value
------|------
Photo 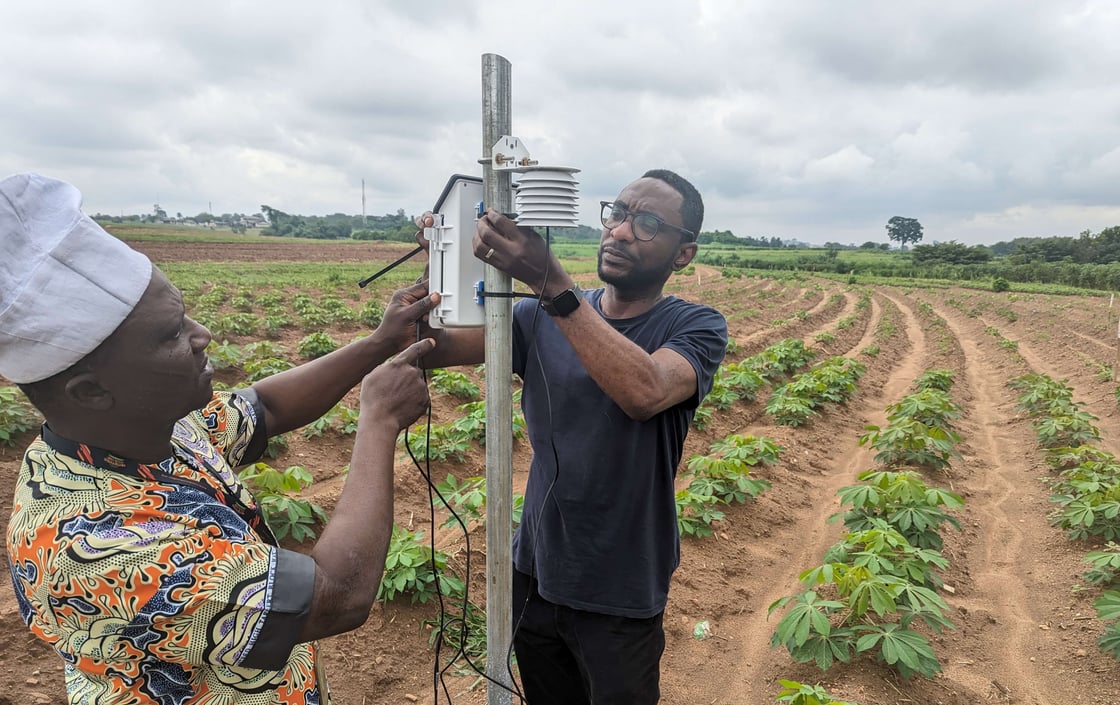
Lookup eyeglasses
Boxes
[600,201,695,242]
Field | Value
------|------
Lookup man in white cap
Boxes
[1,173,439,704]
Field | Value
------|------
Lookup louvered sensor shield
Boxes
[513,167,580,228]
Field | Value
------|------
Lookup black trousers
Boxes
[512,570,665,705]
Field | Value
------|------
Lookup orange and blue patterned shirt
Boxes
[6,390,324,704]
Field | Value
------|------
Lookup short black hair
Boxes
[642,169,703,240]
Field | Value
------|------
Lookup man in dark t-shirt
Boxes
[410,169,727,704]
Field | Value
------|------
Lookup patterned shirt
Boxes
[6,391,322,704]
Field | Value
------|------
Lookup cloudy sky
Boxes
[3,1,1118,246]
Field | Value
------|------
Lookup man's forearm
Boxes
[417,327,486,370]
[552,304,695,420]
[252,333,398,435]
[300,418,397,640]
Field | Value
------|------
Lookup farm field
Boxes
[2,238,1120,704]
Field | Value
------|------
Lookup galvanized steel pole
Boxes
[481,52,514,705]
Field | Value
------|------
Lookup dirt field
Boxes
[2,240,1119,704]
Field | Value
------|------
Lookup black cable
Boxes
[358,245,425,288]
[477,291,538,300]
[400,318,527,703]
[396,223,571,704]
[507,228,567,693]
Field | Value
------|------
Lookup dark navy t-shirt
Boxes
[510,288,727,618]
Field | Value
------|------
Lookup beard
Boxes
[597,250,676,291]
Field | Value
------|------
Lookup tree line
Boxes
[99,201,1120,287]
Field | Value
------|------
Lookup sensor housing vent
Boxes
[513,166,580,228]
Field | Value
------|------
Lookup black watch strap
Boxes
[540,285,583,317]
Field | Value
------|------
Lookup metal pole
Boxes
[481,52,514,705]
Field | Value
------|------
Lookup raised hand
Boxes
[374,281,438,353]
[359,338,434,431]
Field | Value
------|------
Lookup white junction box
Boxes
[425,174,485,328]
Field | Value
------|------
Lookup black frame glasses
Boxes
[599,201,695,242]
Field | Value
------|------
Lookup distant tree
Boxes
[859,241,880,249]
[886,216,923,248]
[152,204,167,222]
[1081,225,1120,264]
[260,205,292,236]
[1007,236,1076,264]
[911,241,991,265]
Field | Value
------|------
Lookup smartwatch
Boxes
[540,285,583,317]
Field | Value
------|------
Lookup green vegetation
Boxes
[776,680,860,705]
[886,216,923,248]
[297,332,340,359]
[301,403,360,439]
[770,369,964,680]
[0,386,40,446]
[766,357,866,426]
[676,434,780,538]
[401,422,473,463]
[834,470,963,550]
[237,463,329,543]
[1097,592,1120,658]
[426,597,489,668]
[430,369,481,400]
[769,520,954,679]
[378,525,465,603]
[1009,372,1120,659]
[858,388,963,471]
[694,339,817,429]
[435,473,524,530]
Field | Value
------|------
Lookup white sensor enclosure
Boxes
[425,174,485,328]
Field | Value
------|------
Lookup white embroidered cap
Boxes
[0,173,152,384]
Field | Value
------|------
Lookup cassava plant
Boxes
[378,525,465,604]
[858,388,962,471]
[770,521,953,679]
[685,434,779,505]
[237,462,329,543]
[775,680,860,705]
[675,487,726,539]
[0,386,40,446]
[435,473,524,530]
[833,470,963,550]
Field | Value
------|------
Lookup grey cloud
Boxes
[2,0,1119,248]
[776,1,1075,90]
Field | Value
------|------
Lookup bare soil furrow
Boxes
[668,289,927,704]
[927,298,1120,705]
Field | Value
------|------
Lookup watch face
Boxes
[544,286,581,316]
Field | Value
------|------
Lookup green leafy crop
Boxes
[770,522,953,679]
[834,470,962,550]
[378,525,465,604]
[0,386,40,446]
[297,332,340,359]
[435,473,524,530]
[775,680,860,705]
[430,369,481,401]
[237,462,328,543]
